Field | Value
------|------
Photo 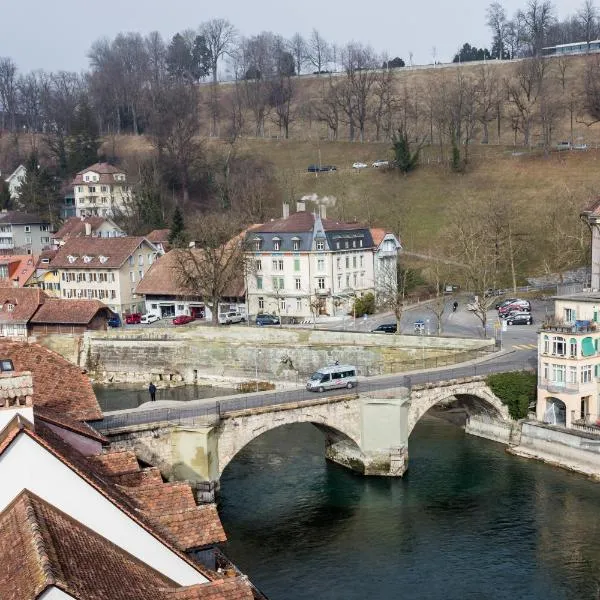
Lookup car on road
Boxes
[352,162,368,169]
[255,313,280,326]
[108,313,121,328]
[307,164,337,172]
[172,315,195,325]
[498,301,531,315]
[219,311,245,325]
[574,143,588,151]
[505,313,533,326]
[140,313,160,324]
[499,310,531,320]
[306,364,358,392]
[557,141,572,150]
[372,159,389,168]
[372,323,397,333]
[125,313,142,325]
[495,298,518,310]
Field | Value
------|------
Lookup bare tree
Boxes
[487,2,509,59]
[18,71,44,140]
[475,65,500,144]
[519,0,556,56]
[173,213,248,326]
[313,79,341,140]
[289,33,307,75]
[307,29,330,74]
[372,69,397,141]
[376,261,413,334]
[199,18,237,84]
[578,0,598,51]
[0,57,18,131]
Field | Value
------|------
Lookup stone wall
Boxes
[465,415,513,444]
[83,327,494,384]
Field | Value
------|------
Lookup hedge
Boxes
[486,371,536,420]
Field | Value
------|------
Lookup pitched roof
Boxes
[0,287,46,323]
[0,210,48,225]
[251,210,367,234]
[53,216,109,241]
[34,406,108,444]
[51,236,152,269]
[31,299,112,325]
[147,229,171,243]
[77,162,123,175]
[0,254,37,286]
[0,340,102,421]
[72,162,127,186]
[370,228,387,247]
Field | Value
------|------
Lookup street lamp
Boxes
[255,349,262,392]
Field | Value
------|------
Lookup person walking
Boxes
[148,382,157,402]
[453,301,458,313]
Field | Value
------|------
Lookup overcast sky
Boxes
[2,0,584,73]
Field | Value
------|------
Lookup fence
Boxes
[95,358,535,433]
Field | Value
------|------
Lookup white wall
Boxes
[0,406,33,431]
[39,587,76,599]
[0,435,207,586]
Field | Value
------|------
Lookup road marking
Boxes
[512,344,537,350]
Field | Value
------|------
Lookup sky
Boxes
[1,0,584,73]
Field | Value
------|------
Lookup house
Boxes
[244,201,401,319]
[72,162,132,218]
[0,254,37,287]
[135,249,245,320]
[50,236,159,316]
[537,292,600,429]
[30,298,113,334]
[25,249,60,297]
[146,228,171,254]
[4,164,26,200]
[53,216,125,247]
[0,341,256,599]
[0,288,46,339]
[0,210,53,253]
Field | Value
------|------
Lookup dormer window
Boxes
[316,240,325,251]
[99,255,108,264]
[254,238,263,251]
[67,255,77,263]
[272,237,281,251]
[7,304,15,312]
[84,175,89,182]
[41,258,49,264]
[292,237,301,251]
[83,255,92,263]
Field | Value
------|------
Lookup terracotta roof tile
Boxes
[72,162,127,186]
[154,505,227,549]
[251,211,367,234]
[163,578,254,600]
[370,228,387,247]
[147,229,171,243]
[31,298,112,325]
[0,286,45,322]
[51,236,154,269]
[34,406,108,444]
[53,216,110,241]
[111,466,164,487]
[0,210,48,225]
[88,450,141,475]
[0,255,38,286]
[0,340,102,421]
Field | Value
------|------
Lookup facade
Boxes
[52,216,125,247]
[0,210,53,254]
[0,288,46,339]
[537,293,600,428]
[245,202,401,319]
[50,237,158,316]
[26,250,60,297]
[72,162,132,218]
[581,200,600,290]
[135,249,245,320]
[4,164,26,200]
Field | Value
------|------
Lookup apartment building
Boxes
[537,293,600,428]
[0,210,52,253]
[50,236,158,315]
[72,162,132,217]
[245,202,401,319]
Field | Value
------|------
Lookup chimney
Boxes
[84,222,92,236]
[319,205,327,219]
[282,202,290,219]
[296,201,306,212]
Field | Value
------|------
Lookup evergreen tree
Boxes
[136,161,166,231]
[168,205,187,247]
[392,128,420,174]
[16,153,60,226]
[0,181,12,211]
[66,95,101,175]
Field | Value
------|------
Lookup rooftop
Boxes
[251,210,368,234]
[30,298,112,325]
[0,287,46,323]
[53,216,119,241]
[0,210,49,225]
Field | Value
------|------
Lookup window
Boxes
[564,308,576,323]
[128,256,134,266]
[41,237,50,244]
[352,256,357,268]
[336,241,340,249]
[254,239,263,251]
[552,363,566,383]
[25,236,31,244]
[543,335,549,354]
[272,277,284,290]
[295,278,301,290]
[353,273,357,286]
[138,255,144,266]
[138,270,143,280]
[345,257,350,269]
[582,364,593,383]
[256,276,263,290]
[258,297,264,310]
[569,366,577,384]
[346,275,350,287]
[552,336,566,356]
[582,337,595,357]
[130,271,135,282]
[40,225,49,232]
[101,186,108,192]
[316,240,325,250]
[24,226,31,233]
[317,258,325,271]
[178,305,184,310]
[352,240,356,248]
[6,304,14,312]
[317,277,325,290]
[77,186,83,192]
[543,362,549,380]
[359,239,363,248]
[296,298,302,311]
[88,186,96,193]
[273,239,281,251]
[569,338,577,357]
[279,298,286,311]
[293,239,300,251]
[272,259,284,271]
[337,275,342,288]
[345,240,349,249]
[294,258,300,271]
[255,259,262,272]
[359,255,364,268]
[337,257,341,270]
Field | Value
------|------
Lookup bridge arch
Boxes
[408,381,510,437]
[216,401,363,478]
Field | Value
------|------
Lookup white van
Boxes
[306,364,358,392]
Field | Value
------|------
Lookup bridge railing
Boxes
[94,357,536,432]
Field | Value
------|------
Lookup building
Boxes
[3,164,26,200]
[542,39,600,56]
[50,236,158,316]
[61,191,76,219]
[537,292,600,429]
[146,228,171,254]
[53,216,125,247]
[0,254,37,287]
[244,202,401,319]
[0,341,256,599]
[72,162,132,218]
[135,249,245,320]
[26,250,60,297]
[0,210,53,254]
[0,288,46,339]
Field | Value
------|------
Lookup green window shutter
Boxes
[582,337,595,357]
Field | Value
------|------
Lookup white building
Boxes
[244,202,401,320]
[3,164,26,200]
[72,162,132,218]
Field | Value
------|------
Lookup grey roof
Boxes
[0,211,49,225]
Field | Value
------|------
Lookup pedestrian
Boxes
[453,301,458,312]
[149,382,157,402]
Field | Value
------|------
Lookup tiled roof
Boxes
[251,211,367,234]
[163,579,254,599]
[370,228,387,247]
[36,249,58,267]
[53,216,108,240]
[72,162,127,186]
[0,287,45,323]
[88,450,141,475]
[0,340,102,421]
[0,254,37,286]
[34,406,108,444]
[31,298,112,325]
[147,228,171,243]
[51,236,152,269]
[0,210,48,225]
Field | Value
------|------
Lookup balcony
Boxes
[314,287,331,296]
[538,378,581,394]
[541,321,597,334]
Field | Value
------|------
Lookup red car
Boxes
[125,313,142,324]
[172,315,195,325]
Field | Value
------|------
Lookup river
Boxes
[219,416,600,600]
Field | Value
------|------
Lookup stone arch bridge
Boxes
[104,377,510,501]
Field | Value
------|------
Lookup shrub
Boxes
[486,371,536,420]
[352,292,376,318]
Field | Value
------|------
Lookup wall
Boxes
[84,327,494,384]
[465,415,513,444]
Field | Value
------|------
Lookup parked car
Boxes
[140,313,160,324]
[255,313,280,326]
[484,288,503,297]
[319,165,337,172]
[172,315,195,325]
[107,313,121,328]
[557,141,572,150]
[573,143,588,151]
[125,313,142,325]
[495,298,518,310]
[219,311,245,325]
[352,162,368,169]
[505,313,533,326]
[372,323,397,333]
[372,159,389,168]
[499,310,531,320]
[307,164,337,173]
[498,301,531,315]
[307,164,320,172]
